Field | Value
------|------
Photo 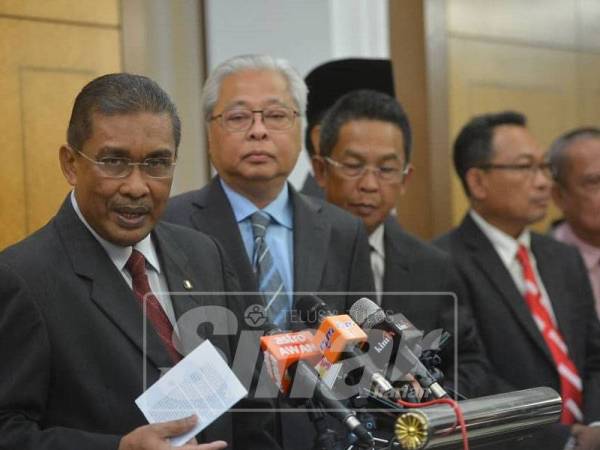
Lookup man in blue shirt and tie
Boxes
[164,54,374,450]
[164,54,373,329]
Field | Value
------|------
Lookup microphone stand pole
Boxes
[306,400,345,450]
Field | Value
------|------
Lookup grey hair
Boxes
[201,54,307,120]
[548,127,600,184]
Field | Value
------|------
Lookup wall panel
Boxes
[0,6,120,250]
[445,1,600,233]
[0,0,119,25]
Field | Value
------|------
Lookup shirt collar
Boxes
[219,178,293,229]
[553,222,600,270]
[368,223,385,258]
[70,191,161,273]
[469,209,531,266]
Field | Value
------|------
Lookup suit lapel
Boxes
[55,198,172,370]
[188,177,258,292]
[381,218,410,311]
[153,223,201,321]
[458,215,554,363]
[153,223,229,358]
[292,190,330,294]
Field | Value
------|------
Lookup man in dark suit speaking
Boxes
[435,111,600,449]
[0,74,278,450]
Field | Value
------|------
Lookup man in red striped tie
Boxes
[435,111,600,450]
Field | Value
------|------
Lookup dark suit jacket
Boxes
[300,173,324,199]
[380,217,495,398]
[163,177,374,450]
[163,177,374,314]
[0,198,279,450]
[435,214,600,446]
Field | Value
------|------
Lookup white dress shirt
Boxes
[469,210,557,326]
[70,191,179,332]
[368,224,385,304]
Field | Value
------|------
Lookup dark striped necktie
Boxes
[250,211,289,329]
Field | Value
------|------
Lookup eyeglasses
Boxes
[477,162,553,179]
[580,174,600,192]
[73,149,176,179]
[209,107,299,132]
[324,157,409,183]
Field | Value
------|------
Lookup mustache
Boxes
[111,200,151,214]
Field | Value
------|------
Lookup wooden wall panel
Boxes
[579,54,600,124]
[0,0,119,25]
[447,0,576,48]
[424,0,451,236]
[447,35,599,232]
[0,16,120,250]
[21,69,95,233]
[411,0,600,237]
[389,0,433,238]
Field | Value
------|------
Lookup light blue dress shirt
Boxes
[219,179,294,303]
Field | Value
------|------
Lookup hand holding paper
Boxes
[135,340,248,447]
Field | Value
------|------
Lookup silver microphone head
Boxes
[349,297,385,328]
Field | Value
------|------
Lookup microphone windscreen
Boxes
[349,297,385,328]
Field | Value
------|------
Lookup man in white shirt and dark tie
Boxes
[313,89,495,400]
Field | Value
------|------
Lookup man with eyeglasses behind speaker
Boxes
[313,89,496,401]
[0,73,280,450]
[163,54,373,450]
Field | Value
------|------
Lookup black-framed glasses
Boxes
[477,162,553,179]
[209,106,299,132]
[73,148,176,179]
[324,157,409,183]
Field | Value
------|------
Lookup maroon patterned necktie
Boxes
[126,249,181,363]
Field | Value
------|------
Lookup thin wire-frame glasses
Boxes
[324,156,409,183]
[209,107,299,132]
[73,148,176,179]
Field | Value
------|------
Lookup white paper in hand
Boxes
[135,340,248,446]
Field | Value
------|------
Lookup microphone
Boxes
[288,361,373,446]
[349,297,449,399]
[260,330,321,393]
[260,330,373,446]
[295,295,395,398]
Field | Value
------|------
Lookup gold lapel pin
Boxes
[183,280,193,290]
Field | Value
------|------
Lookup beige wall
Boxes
[0,0,209,250]
[121,0,209,196]
[390,0,600,239]
[4,1,598,248]
[389,0,436,238]
[446,0,600,233]
[0,0,121,250]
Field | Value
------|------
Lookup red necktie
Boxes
[516,244,582,424]
[126,249,181,363]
